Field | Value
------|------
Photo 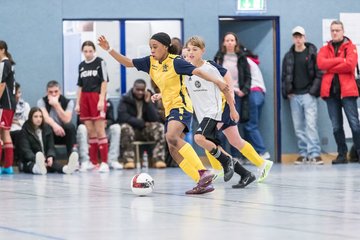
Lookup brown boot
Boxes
[154,161,166,169]
[124,161,135,169]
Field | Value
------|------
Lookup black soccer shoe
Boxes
[232,172,256,189]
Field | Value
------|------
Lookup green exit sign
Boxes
[237,0,266,12]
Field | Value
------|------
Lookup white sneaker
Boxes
[109,161,123,170]
[63,152,79,174]
[98,162,110,173]
[79,161,97,172]
[260,152,271,160]
[33,152,47,175]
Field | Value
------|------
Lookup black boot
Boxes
[349,145,359,162]
[332,153,348,164]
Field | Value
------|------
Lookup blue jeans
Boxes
[243,91,266,154]
[325,97,360,154]
[289,94,321,158]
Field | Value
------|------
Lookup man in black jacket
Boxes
[118,79,166,169]
[282,26,323,165]
[37,81,77,156]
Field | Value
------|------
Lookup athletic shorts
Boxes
[195,117,220,145]
[164,108,192,134]
[219,102,238,131]
[80,92,107,121]
[0,109,15,130]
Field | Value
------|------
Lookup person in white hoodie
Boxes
[242,48,270,160]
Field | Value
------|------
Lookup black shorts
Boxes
[195,117,220,145]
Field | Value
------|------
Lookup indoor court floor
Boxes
[0,163,359,240]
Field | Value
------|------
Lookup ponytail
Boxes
[6,52,15,65]
[0,40,15,65]
[168,45,178,55]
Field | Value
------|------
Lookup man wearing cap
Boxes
[317,20,360,164]
[282,26,323,165]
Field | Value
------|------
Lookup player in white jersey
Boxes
[182,36,252,186]
[186,57,238,182]
[185,36,273,187]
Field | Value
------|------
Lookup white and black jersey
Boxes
[77,57,109,93]
[185,61,227,123]
[0,58,16,110]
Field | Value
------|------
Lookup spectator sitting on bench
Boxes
[118,79,166,169]
[10,82,30,166]
[19,107,78,175]
[37,80,78,156]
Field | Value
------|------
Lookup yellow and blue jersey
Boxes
[133,54,195,117]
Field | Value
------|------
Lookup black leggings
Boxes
[22,158,65,174]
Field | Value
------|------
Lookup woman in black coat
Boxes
[19,107,78,174]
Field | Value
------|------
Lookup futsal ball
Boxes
[131,173,154,196]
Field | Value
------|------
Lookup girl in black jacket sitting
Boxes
[20,107,78,174]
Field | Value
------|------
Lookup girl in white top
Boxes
[243,50,269,158]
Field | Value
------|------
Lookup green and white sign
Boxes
[237,0,266,12]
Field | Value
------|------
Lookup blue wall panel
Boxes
[1,0,359,155]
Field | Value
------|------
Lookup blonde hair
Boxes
[185,36,205,49]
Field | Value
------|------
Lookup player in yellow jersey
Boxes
[98,33,230,194]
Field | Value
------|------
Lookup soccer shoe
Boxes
[185,184,215,194]
[109,161,123,170]
[212,171,224,182]
[232,173,256,188]
[79,161,98,172]
[33,152,47,175]
[98,162,110,173]
[63,152,79,174]
[197,170,215,188]
[222,157,234,182]
[257,160,273,183]
[1,166,14,174]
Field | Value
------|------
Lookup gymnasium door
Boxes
[219,16,281,162]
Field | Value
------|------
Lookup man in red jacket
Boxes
[317,20,360,164]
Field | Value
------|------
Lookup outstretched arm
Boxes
[98,35,134,67]
[192,68,230,93]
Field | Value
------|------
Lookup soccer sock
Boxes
[179,159,200,182]
[205,150,223,170]
[209,147,231,168]
[3,142,14,168]
[239,141,264,168]
[98,137,108,163]
[0,143,2,164]
[178,143,205,170]
[234,160,251,178]
[89,138,98,165]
